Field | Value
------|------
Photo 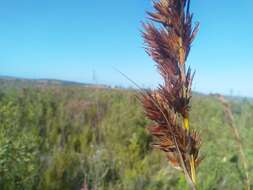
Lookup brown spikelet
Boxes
[141,0,201,189]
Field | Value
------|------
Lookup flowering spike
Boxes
[141,0,202,188]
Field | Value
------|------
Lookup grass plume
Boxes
[141,0,202,189]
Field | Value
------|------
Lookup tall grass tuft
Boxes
[141,0,201,189]
[217,95,251,190]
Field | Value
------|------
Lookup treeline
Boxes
[0,85,252,190]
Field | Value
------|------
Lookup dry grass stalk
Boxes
[80,177,89,190]
[141,0,202,189]
[217,95,251,190]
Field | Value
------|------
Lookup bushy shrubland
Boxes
[0,83,252,189]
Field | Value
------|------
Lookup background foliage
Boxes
[0,79,252,190]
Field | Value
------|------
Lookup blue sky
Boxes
[0,0,252,97]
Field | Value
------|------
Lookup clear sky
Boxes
[0,0,252,97]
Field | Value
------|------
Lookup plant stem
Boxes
[183,116,197,187]
[173,136,196,190]
[190,155,197,185]
[218,95,251,190]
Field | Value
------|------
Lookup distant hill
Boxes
[0,76,109,90]
[0,75,252,102]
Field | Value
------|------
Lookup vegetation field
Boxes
[0,79,252,190]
